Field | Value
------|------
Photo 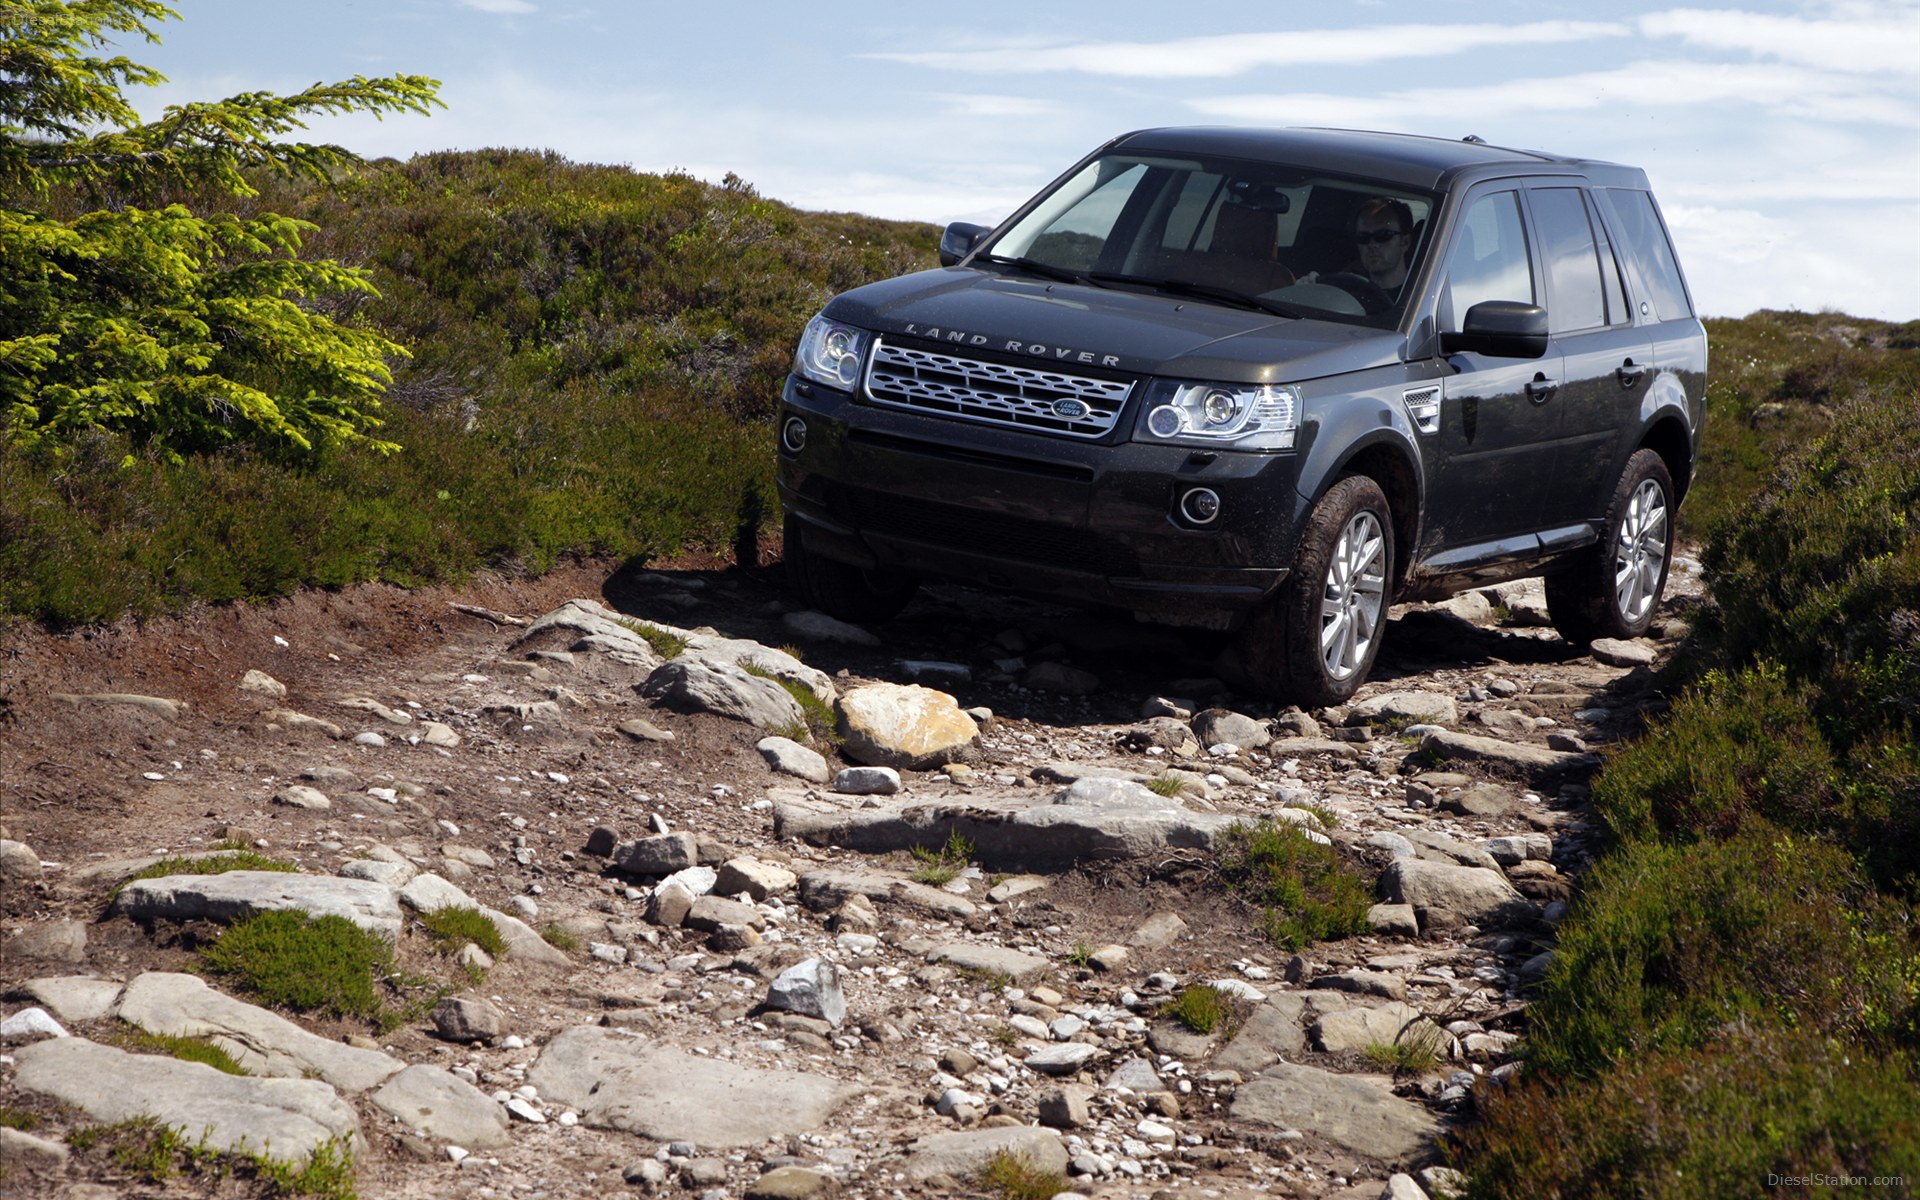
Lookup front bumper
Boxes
[775,375,1305,624]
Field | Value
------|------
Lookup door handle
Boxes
[1525,374,1558,404]
[1616,359,1647,388]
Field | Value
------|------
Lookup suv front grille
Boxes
[864,339,1132,438]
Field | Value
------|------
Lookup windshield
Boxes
[983,152,1437,327]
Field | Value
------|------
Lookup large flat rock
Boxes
[1417,730,1598,779]
[772,787,1237,869]
[896,1126,1069,1182]
[115,972,403,1092]
[1231,1061,1439,1166]
[527,1027,857,1147]
[370,1064,510,1148]
[112,870,402,938]
[12,1037,362,1161]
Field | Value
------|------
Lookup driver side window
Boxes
[1442,191,1535,328]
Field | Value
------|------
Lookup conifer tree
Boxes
[0,0,440,461]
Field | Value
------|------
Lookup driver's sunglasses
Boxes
[1353,228,1406,244]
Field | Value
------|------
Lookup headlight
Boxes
[1135,380,1299,450]
[794,314,870,392]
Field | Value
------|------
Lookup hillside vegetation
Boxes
[3,143,1919,1189]
[1455,310,1920,1194]
[0,150,936,625]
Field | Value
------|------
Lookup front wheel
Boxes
[1546,448,1675,645]
[1231,475,1394,707]
[782,514,918,624]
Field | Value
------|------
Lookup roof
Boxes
[1109,126,1627,190]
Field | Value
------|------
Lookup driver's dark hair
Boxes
[1356,196,1413,235]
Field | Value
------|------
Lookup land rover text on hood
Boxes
[776,127,1707,704]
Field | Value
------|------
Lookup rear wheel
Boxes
[781,514,918,624]
[1233,475,1394,706]
[1546,448,1674,645]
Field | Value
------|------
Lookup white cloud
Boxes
[1187,59,1920,131]
[869,21,1630,78]
[458,0,537,13]
[1664,201,1919,320]
[931,94,1065,118]
[1640,6,1920,74]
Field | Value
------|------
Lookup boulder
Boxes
[836,683,980,770]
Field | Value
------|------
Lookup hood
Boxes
[825,266,1404,383]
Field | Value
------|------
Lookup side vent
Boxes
[1404,386,1441,435]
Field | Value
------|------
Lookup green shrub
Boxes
[909,830,975,887]
[1160,984,1241,1037]
[416,906,508,959]
[199,910,395,1022]
[1218,820,1372,950]
[540,923,582,952]
[1524,829,1918,1081]
[978,1148,1068,1200]
[1453,1025,1920,1199]
[1591,665,1837,845]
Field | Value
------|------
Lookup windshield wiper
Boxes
[1087,272,1303,318]
[977,254,1104,287]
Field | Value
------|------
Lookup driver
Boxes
[1351,197,1414,295]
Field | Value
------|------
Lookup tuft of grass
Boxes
[1363,1029,1448,1076]
[1160,983,1243,1037]
[1065,941,1095,967]
[0,1108,41,1131]
[416,906,508,960]
[978,1149,1068,1200]
[910,829,975,886]
[110,1025,250,1076]
[616,617,688,660]
[540,923,581,951]
[989,1023,1021,1047]
[115,850,300,900]
[66,1117,357,1199]
[744,661,840,747]
[1301,801,1340,830]
[1218,820,1372,951]
[1146,773,1187,797]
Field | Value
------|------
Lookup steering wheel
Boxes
[1317,272,1395,316]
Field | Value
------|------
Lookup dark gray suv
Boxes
[775,127,1707,704]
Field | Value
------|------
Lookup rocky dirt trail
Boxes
[0,552,1703,1200]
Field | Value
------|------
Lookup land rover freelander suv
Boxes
[775,126,1707,705]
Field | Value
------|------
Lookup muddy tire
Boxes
[1233,475,1394,707]
[781,514,917,624]
[1546,448,1674,645]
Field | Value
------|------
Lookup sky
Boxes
[132,1,1920,322]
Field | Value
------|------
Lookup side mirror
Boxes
[1441,300,1549,359]
[938,222,990,267]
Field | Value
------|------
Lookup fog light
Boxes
[781,416,808,453]
[1181,487,1221,524]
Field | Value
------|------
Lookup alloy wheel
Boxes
[1612,478,1669,625]
[1319,510,1388,681]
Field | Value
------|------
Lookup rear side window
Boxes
[1597,188,1693,320]
[1530,187,1607,333]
